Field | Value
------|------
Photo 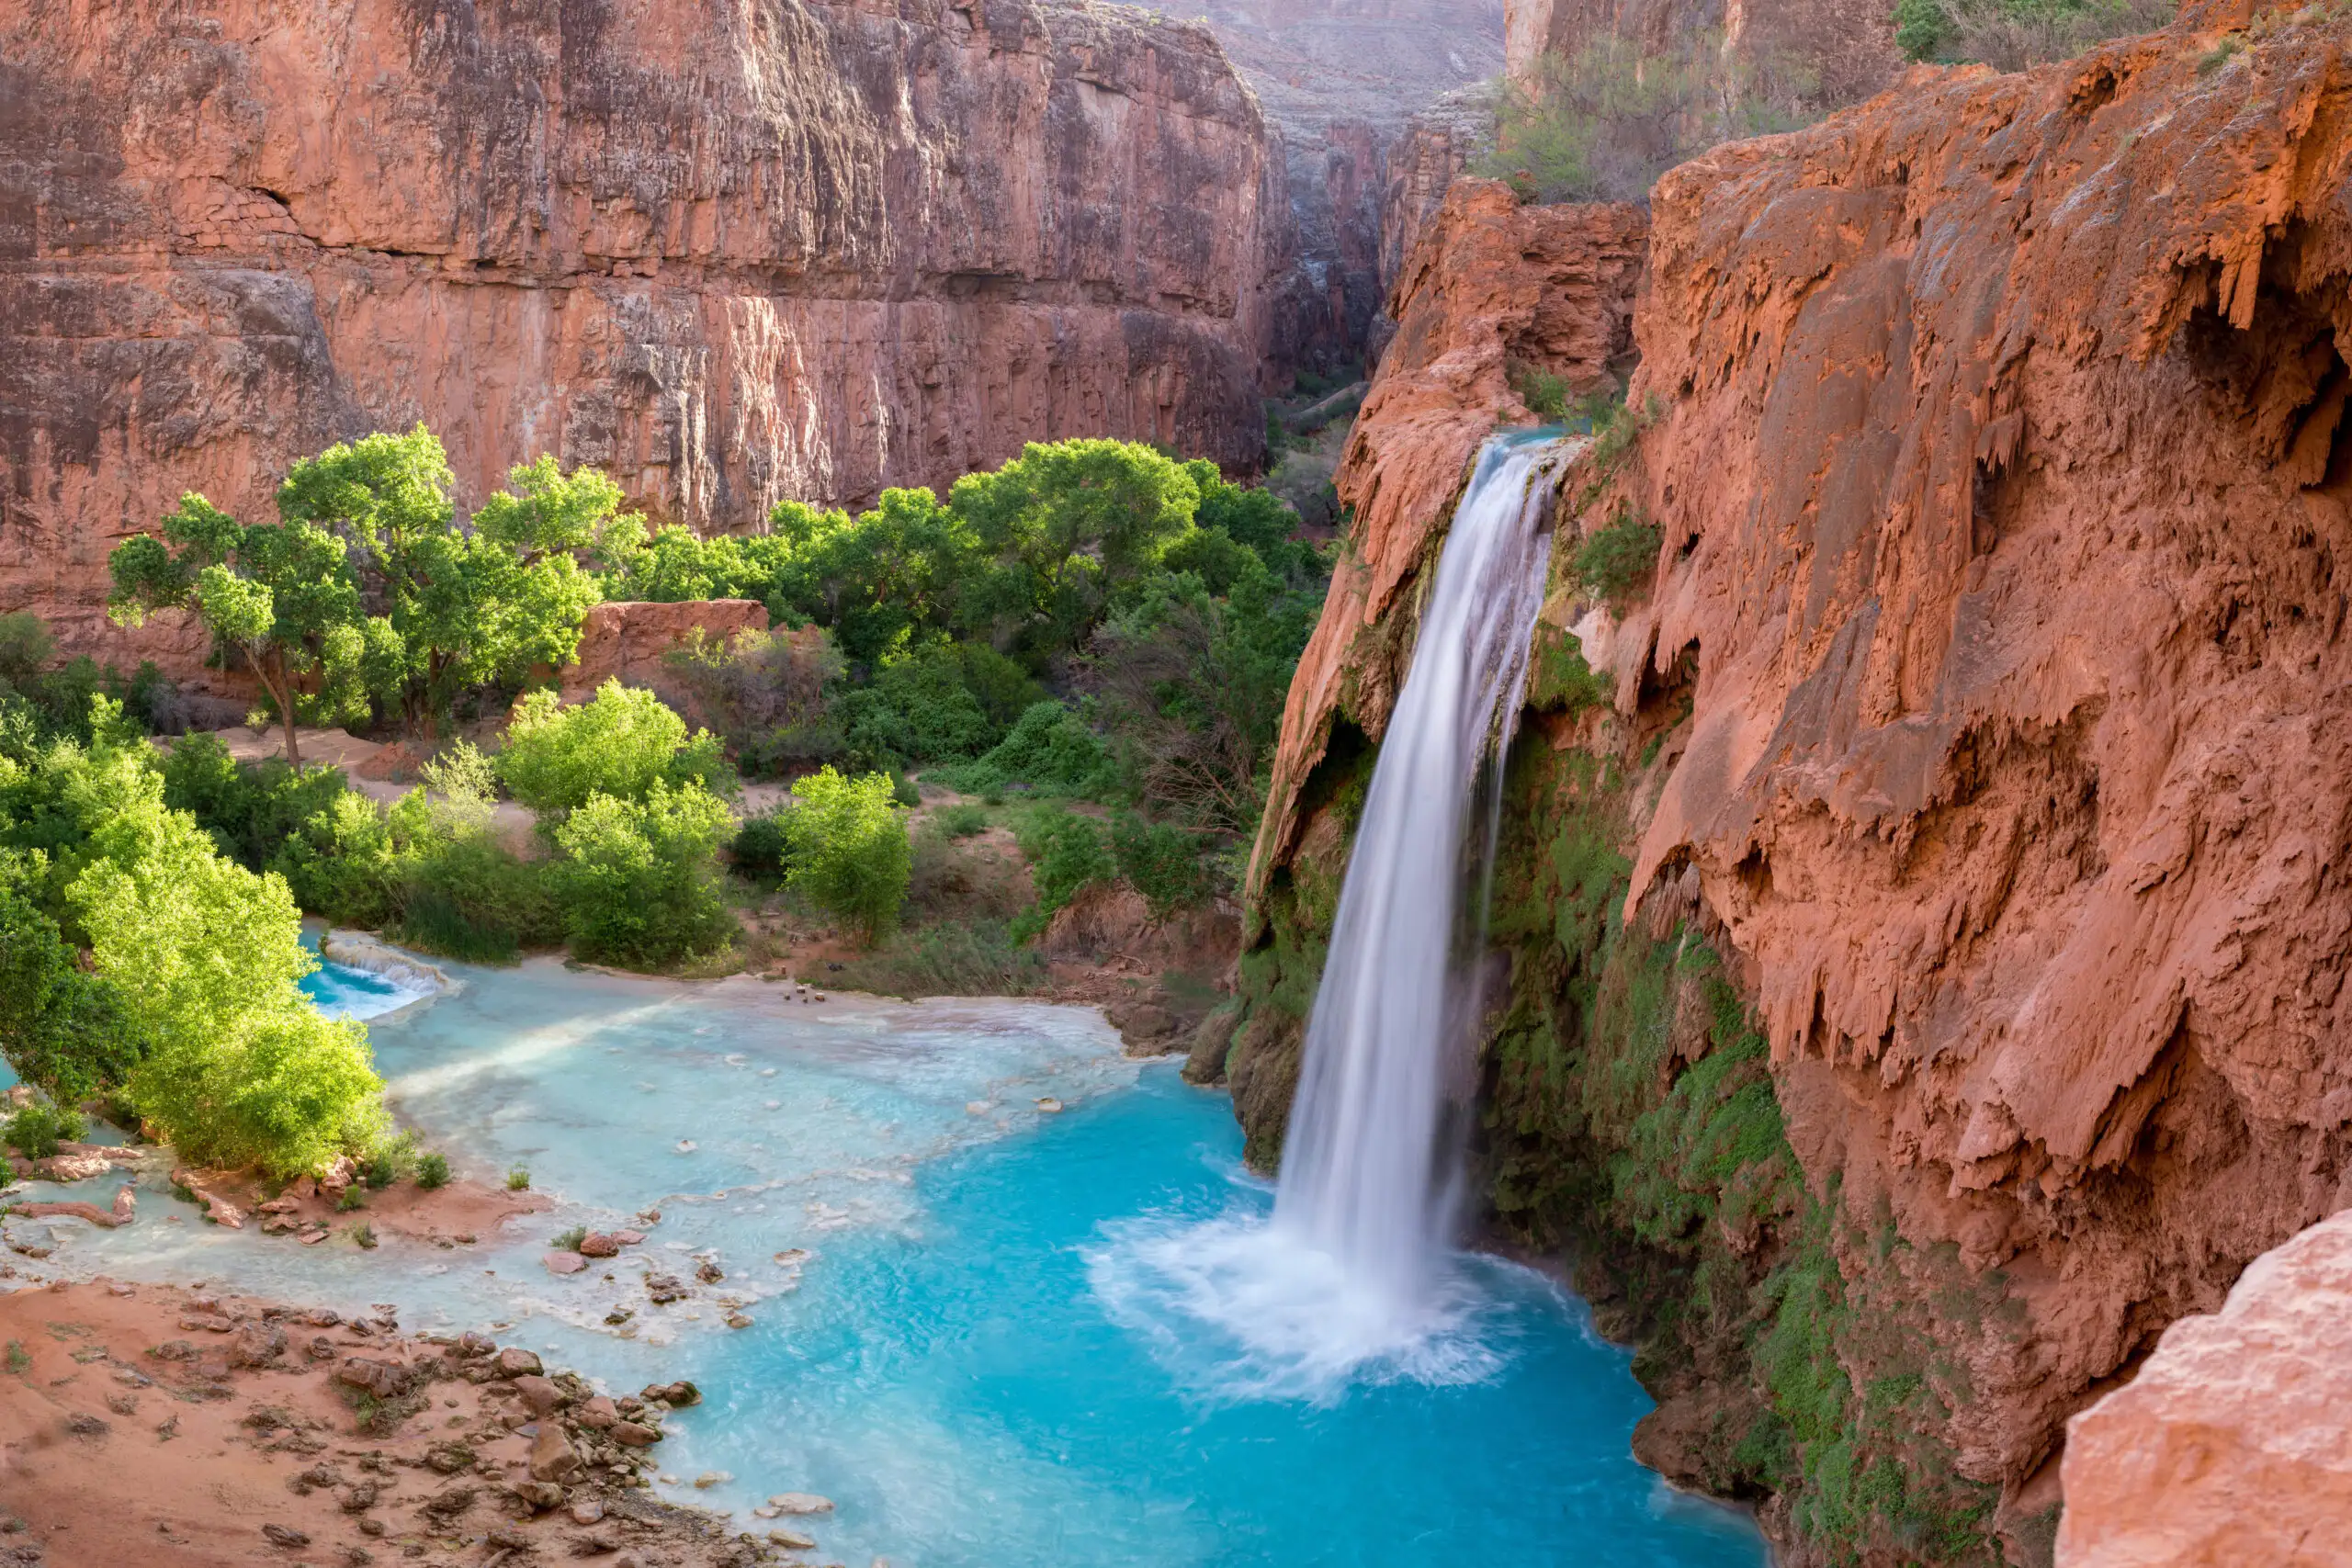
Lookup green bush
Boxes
[500,680,731,816]
[505,1166,531,1190]
[782,767,911,946]
[1111,815,1211,918]
[552,1224,587,1251]
[4,1104,77,1161]
[1894,0,2170,67]
[0,887,149,1106]
[0,1155,15,1187]
[932,701,1117,799]
[828,920,1049,998]
[362,1131,416,1189]
[1572,507,1665,603]
[932,803,989,840]
[1508,360,1574,423]
[414,1151,451,1190]
[729,808,792,884]
[550,782,738,971]
[1012,807,1115,942]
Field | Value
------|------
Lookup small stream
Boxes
[6,955,1767,1567]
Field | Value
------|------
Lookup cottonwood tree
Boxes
[108,495,390,769]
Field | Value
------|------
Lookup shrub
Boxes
[782,768,911,946]
[334,1184,366,1213]
[889,771,922,807]
[1012,807,1115,942]
[832,639,1004,771]
[552,1225,587,1251]
[1508,359,1574,423]
[415,1151,451,1190]
[550,782,738,971]
[932,701,1117,799]
[363,1131,415,1190]
[505,1166,531,1190]
[1572,507,1664,603]
[500,680,731,816]
[729,808,792,885]
[270,790,401,929]
[0,1156,15,1187]
[0,887,149,1106]
[662,626,845,776]
[1894,0,2170,67]
[932,803,989,840]
[1111,815,1212,917]
[4,1105,69,1161]
[828,920,1049,999]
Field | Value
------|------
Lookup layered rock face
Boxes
[1237,13,2352,1563]
[0,0,1287,677]
[1620,17,2352,1496]
[2056,1206,2352,1567]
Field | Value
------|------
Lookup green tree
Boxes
[500,679,730,816]
[783,767,911,946]
[107,495,393,769]
[278,432,606,728]
[0,886,147,1105]
[550,782,737,969]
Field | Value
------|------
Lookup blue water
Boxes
[16,955,1767,1568]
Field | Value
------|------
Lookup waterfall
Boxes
[1272,432,1563,1314]
[1087,432,1566,1400]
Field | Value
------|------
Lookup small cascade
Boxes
[1272,432,1563,1314]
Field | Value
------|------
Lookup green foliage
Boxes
[500,680,731,816]
[1893,0,2172,66]
[107,492,390,763]
[1111,814,1210,917]
[782,767,912,946]
[1011,807,1114,942]
[832,639,1005,770]
[552,1224,588,1251]
[1507,360,1574,423]
[1571,506,1664,604]
[334,1184,367,1213]
[729,808,792,885]
[0,886,147,1106]
[931,701,1117,800]
[363,1132,415,1189]
[414,1151,451,1190]
[4,1104,74,1160]
[1087,569,1322,832]
[550,783,738,971]
[277,433,607,728]
[505,1166,531,1190]
[932,803,989,840]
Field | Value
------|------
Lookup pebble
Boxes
[674,1140,697,1154]
[1035,1097,1065,1113]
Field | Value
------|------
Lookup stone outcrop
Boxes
[1249,179,1644,896]
[2056,1207,2352,1567]
[557,598,772,711]
[0,0,1289,678]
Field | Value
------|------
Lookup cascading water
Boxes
[1272,432,1562,1312]
[1092,432,1571,1397]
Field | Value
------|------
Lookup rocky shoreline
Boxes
[0,1280,848,1568]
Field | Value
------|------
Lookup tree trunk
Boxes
[262,652,301,770]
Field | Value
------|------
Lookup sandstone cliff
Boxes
[1232,13,2352,1565]
[0,0,1289,678]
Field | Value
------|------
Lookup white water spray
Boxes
[1090,433,1567,1397]
[1272,433,1563,1311]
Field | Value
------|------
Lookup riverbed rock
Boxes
[509,1374,564,1417]
[766,1527,818,1551]
[574,1395,619,1430]
[607,1421,662,1449]
[493,1348,543,1379]
[577,1232,620,1258]
[4,1201,125,1230]
[543,1250,587,1276]
[334,1358,413,1401]
[767,1494,835,1516]
[512,1479,568,1512]
[527,1424,584,1484]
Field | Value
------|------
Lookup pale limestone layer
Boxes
[2057,1208,2352,1568]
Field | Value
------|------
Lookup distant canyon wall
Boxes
[0,0,1291,675]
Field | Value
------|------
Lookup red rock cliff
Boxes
[0,0,1290,674]
[1600,8,2352,1511]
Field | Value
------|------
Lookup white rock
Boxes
[767,1493,835,1515]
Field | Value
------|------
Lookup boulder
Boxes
[574,1395,620,1430]
[2058,1210,2352,1566]
[767,1494,834,1515]
[228,1323,287,1369]
[512,1479,568,1511]
[510,1373,565,1416]
[494,1347,544,1378]
[334,1358,413,1400]
[527,1423,584,1483]
[607,1420,662,1448]
[578,1232,621,1258]
[544,1249,587,1276]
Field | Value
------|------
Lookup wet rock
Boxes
[692,1470,730,1488]
[544,1249,588,1276]
[694,1260,724,1285]
[643,1381,700,1406]
[578,1232,621,1258]
[612,1229,646,1247]
[644,1275,687,1304]
[767,1494,834,1515]
[574,1394,620,1430]
[528,1423,584,1483]
[1181,1003,1241,1087]
[767,1527,818,1550]
[608,1420,662,1448]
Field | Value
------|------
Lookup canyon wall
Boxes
[1191,0,1507,369]
[1234,10,2352,1565]
[0,0,1289,676]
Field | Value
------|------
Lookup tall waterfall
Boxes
[1272,432,1563,1313]
[1086,432,1567,1399]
